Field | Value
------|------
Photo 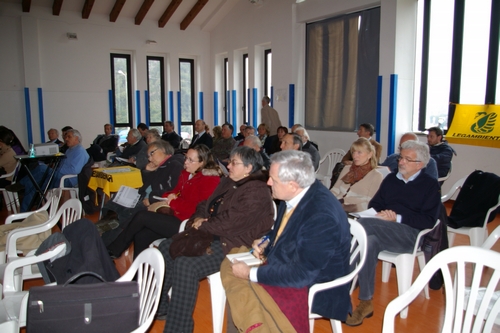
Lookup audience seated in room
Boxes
[427,126,456,181]
[0,130,19,188]
[115,128,147,160]
[280,133,303,152]
[381,132,438,179]
[235,125,255,148]
[137,123,149,140]
[331,138,383,213]
[234,123,247,141]
[59,125,73,153]
[342,123,382,165]
[0,126,26,155]
[132,129,161,170]
[46,128,63,146]
[212,125,222,143]
[223,150,351,332]
[243,135,271,170]
[257,123,270,146]
[155,146,274,333]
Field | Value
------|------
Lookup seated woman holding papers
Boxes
[106,144,221,259]
[330,137,383,213]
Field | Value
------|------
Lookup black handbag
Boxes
[27,272,139,333]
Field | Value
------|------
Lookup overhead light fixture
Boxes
[67,32,78,40]
[146,40,157,44]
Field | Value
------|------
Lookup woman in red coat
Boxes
[107,144,221,259]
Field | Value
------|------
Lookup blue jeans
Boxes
[357,218,419,300]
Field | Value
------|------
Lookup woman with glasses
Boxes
[106,144,222,259]
[330,137,383,213]
[156,146,274,333]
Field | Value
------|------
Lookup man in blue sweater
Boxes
[346,140,440,326]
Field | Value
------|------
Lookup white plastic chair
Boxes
[59,174,78,199]
[308,219,367,333]
[437,161,452,184]
[377,219,440,318]
[442,177,500,247]
[117,247,165,333]
[0,161,21,214]
[0,243,67,332]
[0,199,82,292]
[382,246,500,333]
[315,149,346,188]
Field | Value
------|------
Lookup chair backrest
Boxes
[315,149,346,187]
[481,225,500,250]
[382,246,500,333]
[0,160,20,180]
[438,161,453,183]
[5,199,82,259]
[412,219,440,256]
[441,177,466,202]
[308,219,367,311]
[117,248,165,333]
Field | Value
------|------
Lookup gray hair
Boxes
[66,129,82,143]
[262,96,270,104]
[146,128,161,140]
[245,135,262,148]
[48,128,58,136]
[149,140,174,156]
[400,140,430,166]
[270,150,315,188]
[294,126,310,143]
[129,128,142,141]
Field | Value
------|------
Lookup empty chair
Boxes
[308,219,367,333]
[442,171,500,247]
[315,149,346,188]
[382,246,500,333]
[0,161,21,214]
[377,220,440,318]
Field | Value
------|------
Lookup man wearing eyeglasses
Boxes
[346,140,440,327]
[381,132,438,179]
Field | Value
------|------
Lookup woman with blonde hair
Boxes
[331,137,383,213]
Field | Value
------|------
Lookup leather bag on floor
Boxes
[27,272,139,333]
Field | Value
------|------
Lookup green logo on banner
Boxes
[471,112,497,134]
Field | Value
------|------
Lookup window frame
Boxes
[146,55,166,129]
[110,53,133,130]
[179,58,196,136]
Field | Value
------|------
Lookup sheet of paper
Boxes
[349,207,379,219]
[112,185,141,208]
[104,167,132,174]
[226,252,263,267]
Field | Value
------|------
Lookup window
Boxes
[224,58,229,123]
[243,53,249,123]
[110,53,133,135]
[304,8,380,131]
[179,59,195,137]
[147,56,165,133]
[264,49,272,100]
[414,0,500,131]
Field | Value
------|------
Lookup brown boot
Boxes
[345,300,373,326]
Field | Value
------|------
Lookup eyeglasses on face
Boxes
[397,155,421,163]
[185,156,199,163]
[229,159,244,166]
[148,148,159,157]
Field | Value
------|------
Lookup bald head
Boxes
[399,132,419,147]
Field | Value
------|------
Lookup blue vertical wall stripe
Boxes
[135,90,141,126]
[108,90,114,129]
[24,88,33,144]
[270,86,274,108]
[198,92,204,120]
[144,91,150,126]
[168,91,174,121]
[249,89,255,128]
[288,84,295,128]
[232,90,237,135]
[388,74,398,155]
[376,76,382,143]
[213,92,219,126]
[177,91,181,132]
[252,88,258,128]
[226,91,230,123]
[37,88,45,143]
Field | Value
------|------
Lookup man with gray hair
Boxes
[243,135,270,169]
[226,150,351,330]
[117,128,146,159]
[294,126,320,171]
[346,140,440,326]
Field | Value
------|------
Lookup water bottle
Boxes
[29,144,35,157]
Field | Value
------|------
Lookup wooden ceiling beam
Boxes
[180,0,208,31]
[82,0,95,19]
[52,0,64,15]
[110,0,126,22]
[135,0,155,25]
[158,0,182,28]
[22,0,31,12]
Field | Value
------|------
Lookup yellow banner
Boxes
[446,104,500,148]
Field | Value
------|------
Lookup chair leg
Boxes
[208,272,226,333]
[381,261,392,283]
[447,231,456,247]
[394,255,414,319]
[416,253,430,299]
[309,319,315,333]
[469,228,488,247]
[330,319,343,333]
